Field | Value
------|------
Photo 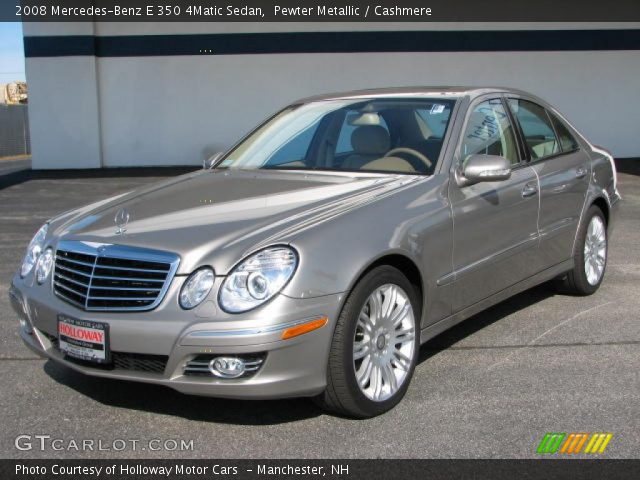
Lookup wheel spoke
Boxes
[392,349,411,371]
[595,220,604,238]
[381,285,397,320]
[358,312,373,335]
[369,290,383,325]
[395,326,415,344]
[356,356,373,388]
[353,341,370,360]
[390,302,410,328]
[381,362,397,393]
[372,366,383,400]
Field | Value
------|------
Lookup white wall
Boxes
[24,22,102,169]
[24,22,640,169]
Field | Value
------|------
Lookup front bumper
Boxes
[10,274,343,399]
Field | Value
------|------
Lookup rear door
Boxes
[506,97,589,270]
[449,96,540,311]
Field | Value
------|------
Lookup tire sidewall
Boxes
[339,266,421,417]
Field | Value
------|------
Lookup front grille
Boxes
[41,330,168,374]
[112,352,169,373]
[62,351,169,374]
[53,241,179,312]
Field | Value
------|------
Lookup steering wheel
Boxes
[384,148,433,170]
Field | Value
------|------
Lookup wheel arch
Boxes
[591,196,610,226]
[346,251,425,317]
[573,191,612,255]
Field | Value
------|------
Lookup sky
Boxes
[0,22,25,84]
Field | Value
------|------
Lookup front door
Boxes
[449,97,540,311]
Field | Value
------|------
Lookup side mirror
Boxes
[203,152,223,170]
[456,154,512,187]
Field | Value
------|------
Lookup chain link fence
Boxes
[0,104,30,158]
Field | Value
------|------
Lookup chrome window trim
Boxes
[53,240,180,312]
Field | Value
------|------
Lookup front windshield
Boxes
[217,98,456,175]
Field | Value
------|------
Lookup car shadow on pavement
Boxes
[43,284,554,424]
[43,360,324,425]
[417,283,555,364]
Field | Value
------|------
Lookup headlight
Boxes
[20,223,48,278]
[179,267,214,309]
[35,248,54,284]
[219,246,298,313]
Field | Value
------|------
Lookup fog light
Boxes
[209,357,246,378]
[19,317,33,334]
[10,289,33,334]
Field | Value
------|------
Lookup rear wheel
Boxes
[556,205,608,295]
[315,266,420,418]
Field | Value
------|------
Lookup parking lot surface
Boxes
[1,168,638,458]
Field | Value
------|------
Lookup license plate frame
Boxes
[57,315,111,364]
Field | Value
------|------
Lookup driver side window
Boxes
[461,99,519,166]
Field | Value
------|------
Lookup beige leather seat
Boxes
[531,140,559,159]
[361,156,415,173]
[342,126,390,170]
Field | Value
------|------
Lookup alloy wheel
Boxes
[584,215,607,286]
[353,283,416,402]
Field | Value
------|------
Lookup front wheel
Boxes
[557,205,608,295]
[315,266,420,418]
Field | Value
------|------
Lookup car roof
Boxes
[294,86,533,104]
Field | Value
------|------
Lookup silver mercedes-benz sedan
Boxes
[10,87,620,417]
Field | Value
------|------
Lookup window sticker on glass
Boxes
[430,104,445,114]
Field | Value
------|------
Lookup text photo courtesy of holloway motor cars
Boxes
[1,1,639,479]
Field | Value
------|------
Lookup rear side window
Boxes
[508,99,560,160]
[549,114,579,152]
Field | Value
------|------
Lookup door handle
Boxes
[522,182,538,198]
[575,167,588,179]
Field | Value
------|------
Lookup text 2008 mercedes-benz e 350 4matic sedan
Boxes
[11,87,620,417]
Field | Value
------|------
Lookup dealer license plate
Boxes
[57,315,110,364]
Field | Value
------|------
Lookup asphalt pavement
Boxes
[0,168,638,459]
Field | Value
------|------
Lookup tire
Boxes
[556,205,608,296]
[314,265,421,418]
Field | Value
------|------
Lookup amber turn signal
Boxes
[281,316,328,340]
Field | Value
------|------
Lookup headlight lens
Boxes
[179,267,215,309]
[219,246,297,313]
[20,223,48,277]
[35,248,54,284]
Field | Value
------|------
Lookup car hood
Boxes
[52,169,418,274]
